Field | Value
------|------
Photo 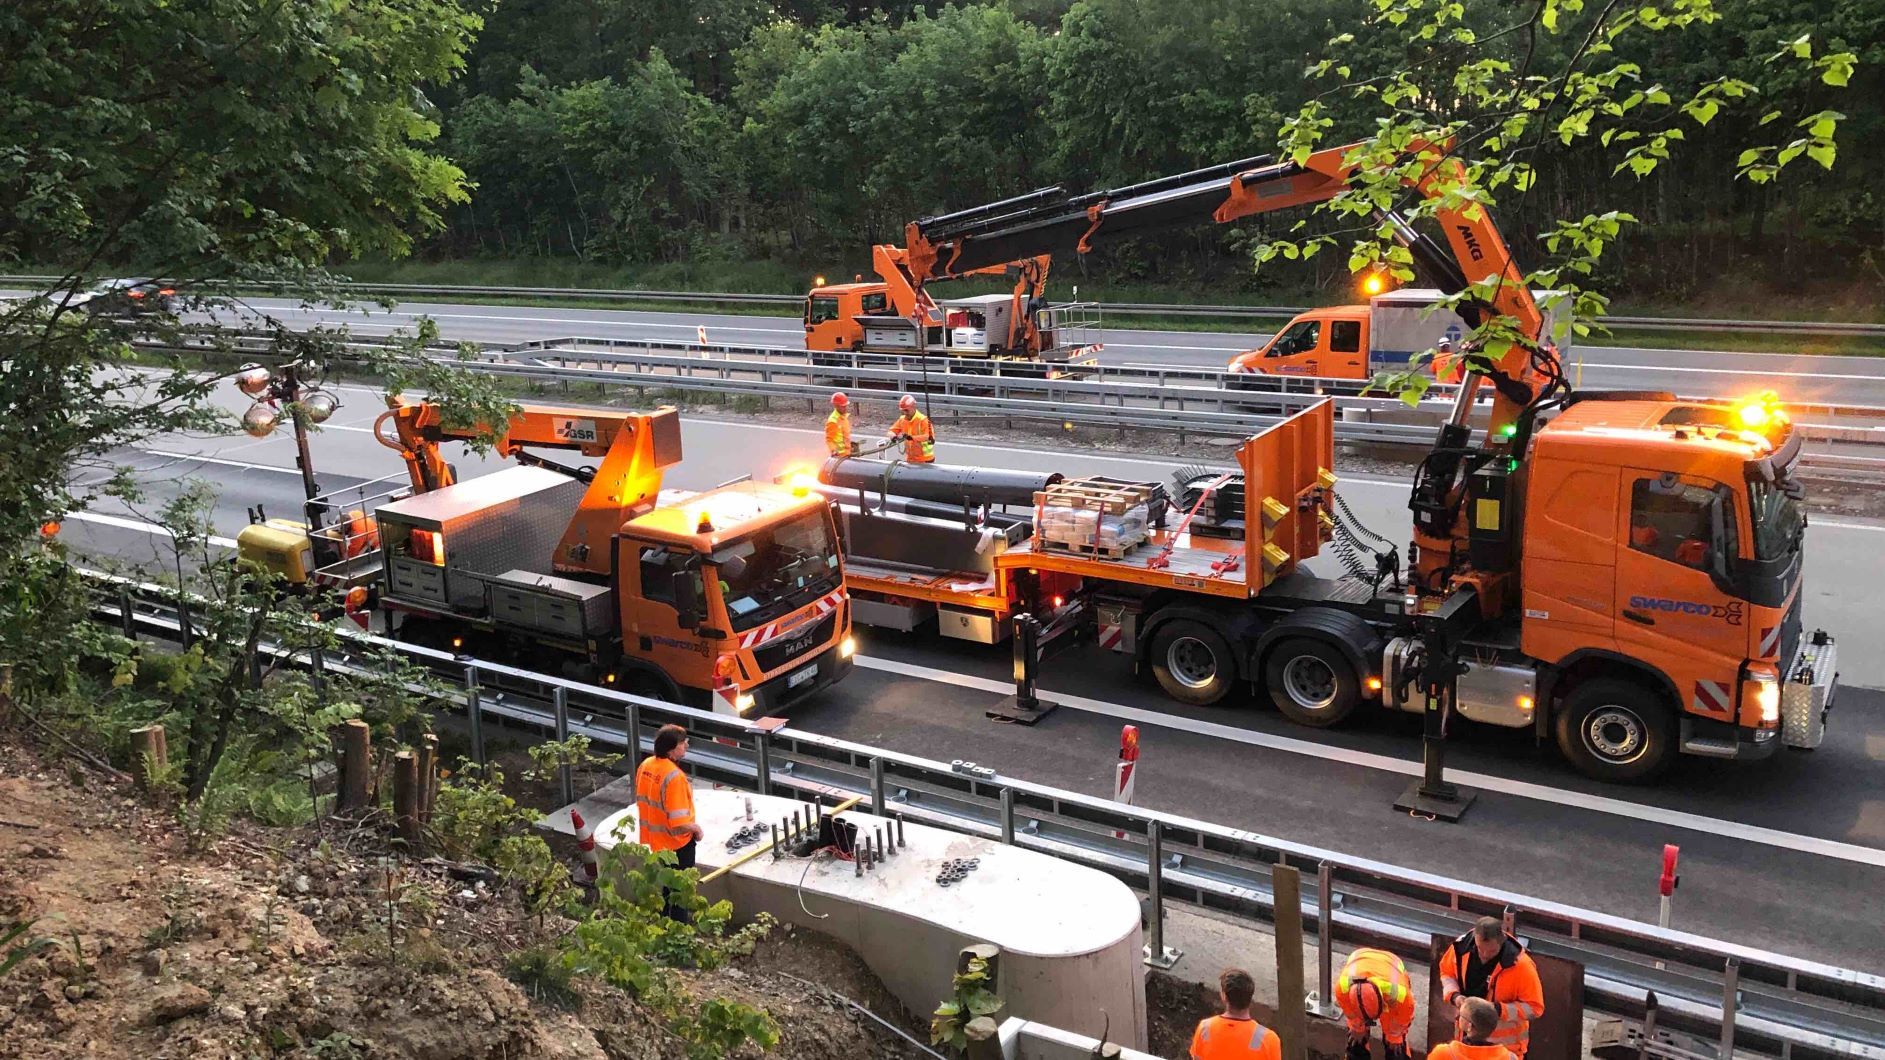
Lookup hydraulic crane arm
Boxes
[374,397,683,577]
[905,141,1549,429]
[871,244,1052,353]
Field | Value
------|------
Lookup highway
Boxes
[201,295,1885,408]
[55,381,1885,973]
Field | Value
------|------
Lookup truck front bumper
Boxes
[1781,633,1838,750]
[747,646,854,716]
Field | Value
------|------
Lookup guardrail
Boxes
[11,274,1883,338]
[83,570,1885,1060]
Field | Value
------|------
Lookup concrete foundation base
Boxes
[550,779,1148,1049]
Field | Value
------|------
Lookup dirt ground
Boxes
[0,732,931,1059]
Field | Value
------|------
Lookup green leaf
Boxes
[1820,53,1856,87]
[1806,143,1836,169]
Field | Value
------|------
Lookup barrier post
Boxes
[464,665,484,766]
[553,687,573,806]
[1112,725,1139,839]
[1143,821,1181,969]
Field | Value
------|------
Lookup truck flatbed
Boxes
[841,557,1011,613]
[995,528,1252,598]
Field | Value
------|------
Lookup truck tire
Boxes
[1263,638,1360,727]
[1149,619,1237,705]
[1554,679,1674,782]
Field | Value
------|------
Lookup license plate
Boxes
[787,664,817,689]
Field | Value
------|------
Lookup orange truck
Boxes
[806,144,1835,781]
[242,400,856,715]
[804,242,1100,373]
[1225,287,1568,384]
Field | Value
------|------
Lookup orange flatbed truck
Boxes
[358,400,855,715]
[810,143,1836,782]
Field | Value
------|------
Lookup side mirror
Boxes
[671,570,700,628]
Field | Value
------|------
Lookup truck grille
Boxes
[752,613,836,674]
[1780,591,1802,671]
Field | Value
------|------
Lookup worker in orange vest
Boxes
[1428,998,1515,1060]
[888,394,935,463]
[1438,918,1545,1057]
[1336,947,1415,1060]
[636,724,702,921]
[825,392,856,457]
[1191,968,1281,1060]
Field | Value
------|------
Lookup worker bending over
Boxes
[1337,947,1415,1060]
[825,392,856,457]
[1191,968,1281,1060]
[1439,917,1544,1057]
[888,393,935,463]
[1428,998,1514,1060]
[636,724,703,921]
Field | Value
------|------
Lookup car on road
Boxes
[67,277,180,316]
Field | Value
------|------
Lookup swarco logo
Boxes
[1628,596,1744,625]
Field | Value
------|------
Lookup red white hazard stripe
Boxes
[736,588,847,650]
[1759,625,1780,658]
[1097,623,1124,652]
[1691,680,1733,714]
[570,808,599,883]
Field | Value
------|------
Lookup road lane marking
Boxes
[855,655,1885,868]
[137,449,304,474]
[1580,361,1885,381]
[65,510,241,549]
[337,311,801,336]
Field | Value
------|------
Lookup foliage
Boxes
[558,841,777,1055]
[429,760,572,919]
[524,734,623,792]
[505,945,581,1009]
[930,950,1004,1052]
[0,919,56,981]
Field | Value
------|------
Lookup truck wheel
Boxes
[1263,638,1359,727]
[1149,620,1237,705]
[1554,680,1674,782]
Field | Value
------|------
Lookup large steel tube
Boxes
[820,457,1061,508]
[818,487,1032,530]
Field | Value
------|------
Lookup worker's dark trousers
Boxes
[663,839,697,924]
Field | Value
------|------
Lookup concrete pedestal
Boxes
[555,781,1147,1049]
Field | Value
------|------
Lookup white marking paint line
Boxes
[138,449,303,475]
[339,311,800,336]
[1581,361,1885,382]
[66,510,241,549]
[856,655,1885,868]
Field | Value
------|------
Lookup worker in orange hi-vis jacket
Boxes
[1438,918,1545,1057]
[1191,968,1281,1060]
[888,394,935,463]
[824,392,856,457]
[1336,947,1416,1060]
[635,724,702,921]
[1428,999,1517,1060]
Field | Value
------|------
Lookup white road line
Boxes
[856,655,1885,868]
[65,510,241,549]
[337,311,801,336]
[137,449,301,474]
[1581,361,1885,382]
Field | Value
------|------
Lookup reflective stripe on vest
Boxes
[636,758,693,849]
[1337,948,1411,1005]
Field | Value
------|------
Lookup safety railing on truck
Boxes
[80,568,1885,1060]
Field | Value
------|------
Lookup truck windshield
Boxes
[1268,319,1319,356]
[1749,477,1804,560]
[710,510,840,632]
[806,296,840,325]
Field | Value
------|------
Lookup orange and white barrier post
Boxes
[1654,843,1679,967]
[697,324,709,346]
[571,807,599,884]
[1113,725,1140,838]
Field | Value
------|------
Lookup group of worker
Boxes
[1193,919,1544,1060]
[824,391,936,463]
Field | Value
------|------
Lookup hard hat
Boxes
[1436,338,1454,353]
[1350,980,1385,1021]
[831,392,849,408]
[899,394,917,411]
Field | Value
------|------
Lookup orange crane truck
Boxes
[314,400,855,714]
[805,241,1100,374]
[808,143,1835,782]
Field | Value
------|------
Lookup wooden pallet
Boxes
[1037,536,1137,560]
[1035,476,1159,515]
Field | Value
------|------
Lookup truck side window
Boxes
[638,546,699,604]
[806,296,840,325]
[1268,320,1320,356]
[860,292,888,314]
[1330,320,1362,353]
[1629,478,1719,570]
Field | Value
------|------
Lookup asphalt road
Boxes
[56,388,1885,972]
[190,296,1885,408]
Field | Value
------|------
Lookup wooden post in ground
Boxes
[392,751,421,849]
[130,724,168,790]
[1273,864,1308,1060]
[338,720,370,813]
[415,733,439,823]
[963,1017,1003,1060]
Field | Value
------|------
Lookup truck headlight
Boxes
[735,692,756,714]
[840,636,856,659]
